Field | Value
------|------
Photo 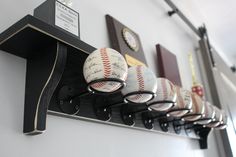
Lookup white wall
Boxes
[0,0,221,157]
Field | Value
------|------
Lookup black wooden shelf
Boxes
[0,15,211,149]
[0,15,94,58]
[0,15,95,135]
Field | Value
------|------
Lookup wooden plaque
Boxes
[156,44,182,87]
[106,14,147,66]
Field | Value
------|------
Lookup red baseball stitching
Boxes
[102,54,127,91]
[91,48,111,90]
[92,82,105,88]
[129,66,145,101]
[101,48,111,78]
[137,66,145,91]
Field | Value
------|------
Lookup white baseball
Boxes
[168,87,192,117]
[149,78,177,111]
[205,106,223,128]
[215,110,227,129]
[220,110,227,125]
[83,48,128,92]
[182,94,205,121]
[122,66,157,103]
[195,101,215,125]
[204,102,215,120]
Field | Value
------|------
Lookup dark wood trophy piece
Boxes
[106,15,147,67]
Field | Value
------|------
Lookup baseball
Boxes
[195,101,215,125]
[215,110,227,129]
[205,106,223,128]
[149,78,177,111]
[122,65,157,103]
[182,93,205,121]
[83,48,128,93]
[168,87,192,117]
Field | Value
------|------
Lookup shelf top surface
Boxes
[0,15,95,58]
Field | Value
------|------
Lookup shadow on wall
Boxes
[0,51,26,134]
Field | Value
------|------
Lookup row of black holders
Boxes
[0,15,210,149]
[53,83,209,149]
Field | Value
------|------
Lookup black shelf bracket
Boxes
[0,15,95,135]
[24,42,67,135]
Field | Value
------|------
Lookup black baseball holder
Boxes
[194,122,226,149]
[58,78,125,121]
[120,91,155,126]
[0,0,213,149]
[141,101,177,131]
[120,94,174,126]
[158,113,209,136]
[180,113,204,134]
[166,108,192,134]
[142,107,192,133]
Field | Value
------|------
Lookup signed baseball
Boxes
[195,101,215,125]
[168,87,192,117]
[215,110,227,129]
[122,65,157,103]
[83,48,128,92]
[205,106,223,128]
[182,93,205,121]
[149,78,177,111]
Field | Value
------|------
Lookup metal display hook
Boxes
[141,100,176,130]
[121,99,174,127]
[119,91,156,126]
[57,78,125,115]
